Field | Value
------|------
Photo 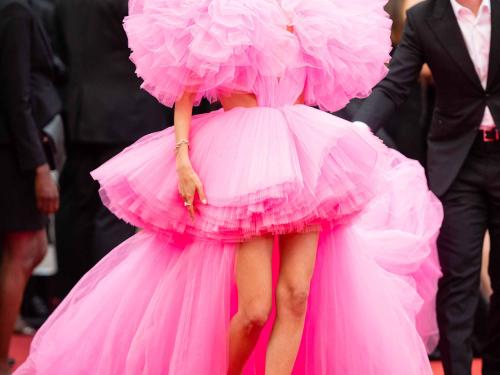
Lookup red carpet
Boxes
[10,334,482,373]
[431,359,482,375]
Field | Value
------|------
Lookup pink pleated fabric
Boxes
[16,0,443,374]
[90,106,378,241]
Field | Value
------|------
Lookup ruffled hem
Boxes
[91,106,378,242]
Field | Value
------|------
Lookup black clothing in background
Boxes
[54,0,173,144]
[355,0,500,197]
[0,0,61,231]
[56,144,136,297]
[0,0,61,169]
[436,138,500,375]
[335,81,433,167]
[53,0,174,298]
[354,1,500,374]
[29,0,56,47]
[29,0,66,82]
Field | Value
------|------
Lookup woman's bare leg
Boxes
[228,236,274,375]
[266,232,319,375]
[0,230,47,374]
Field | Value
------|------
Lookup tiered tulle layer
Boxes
[16,107,443,374]
[16,146,442,374]
[91,106,379,241]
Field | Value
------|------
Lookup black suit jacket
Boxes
[54,0,173,144]
[355,0,500,196]
[0,0,61,170]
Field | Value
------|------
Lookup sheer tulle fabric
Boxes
[91,106,378,241]
[16,233,236,374]
[124,0,297,106]
[124,0,392,111]
[16,109,442,375]
[281,0,393,111]
[15,1,442,373]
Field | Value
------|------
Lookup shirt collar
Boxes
[450,0,491,18]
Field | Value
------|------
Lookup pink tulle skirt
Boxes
[16,105,443,374]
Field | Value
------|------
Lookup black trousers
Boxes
[437,134,500,375]
[55,143,135,298]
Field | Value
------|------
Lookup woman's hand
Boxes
[34,164,59,214]
[176,149,207,220]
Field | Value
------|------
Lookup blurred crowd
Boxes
[0,0,495,374]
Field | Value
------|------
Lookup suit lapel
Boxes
[487,0,500,88]
[427,0,483,88]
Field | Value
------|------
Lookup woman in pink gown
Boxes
[16,0,443,374]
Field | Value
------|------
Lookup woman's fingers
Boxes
[178,170,207,221]
[181,187,195,220]
[196,182,207,204]
[184,193,195,220]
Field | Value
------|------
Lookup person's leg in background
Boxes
[0,231,47,375]
[482,155,500,375]
[437,153,488,375]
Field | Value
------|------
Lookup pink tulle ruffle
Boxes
[281,0,393,111]
[16,107,443,375]
[91,106,378,242]
[124,0,298,106]
[125,0,391,110]
[16,154,442,373]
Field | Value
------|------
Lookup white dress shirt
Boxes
[450,0,496,130]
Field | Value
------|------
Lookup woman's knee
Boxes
[240,297,272,331]
[4,230,47,273]
[276,280,311,318]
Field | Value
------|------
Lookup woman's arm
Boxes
[174,92,194,145]
[174,92,207,220]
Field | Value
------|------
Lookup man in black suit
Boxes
[53,0,174,298]
[0,0,60,373]
[354,0,500,374]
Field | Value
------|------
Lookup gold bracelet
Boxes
[175,139,190,153]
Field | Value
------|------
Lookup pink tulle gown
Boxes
[16,0,443,374]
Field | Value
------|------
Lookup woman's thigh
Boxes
[278,232,319,293]
[236,236,274,312]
